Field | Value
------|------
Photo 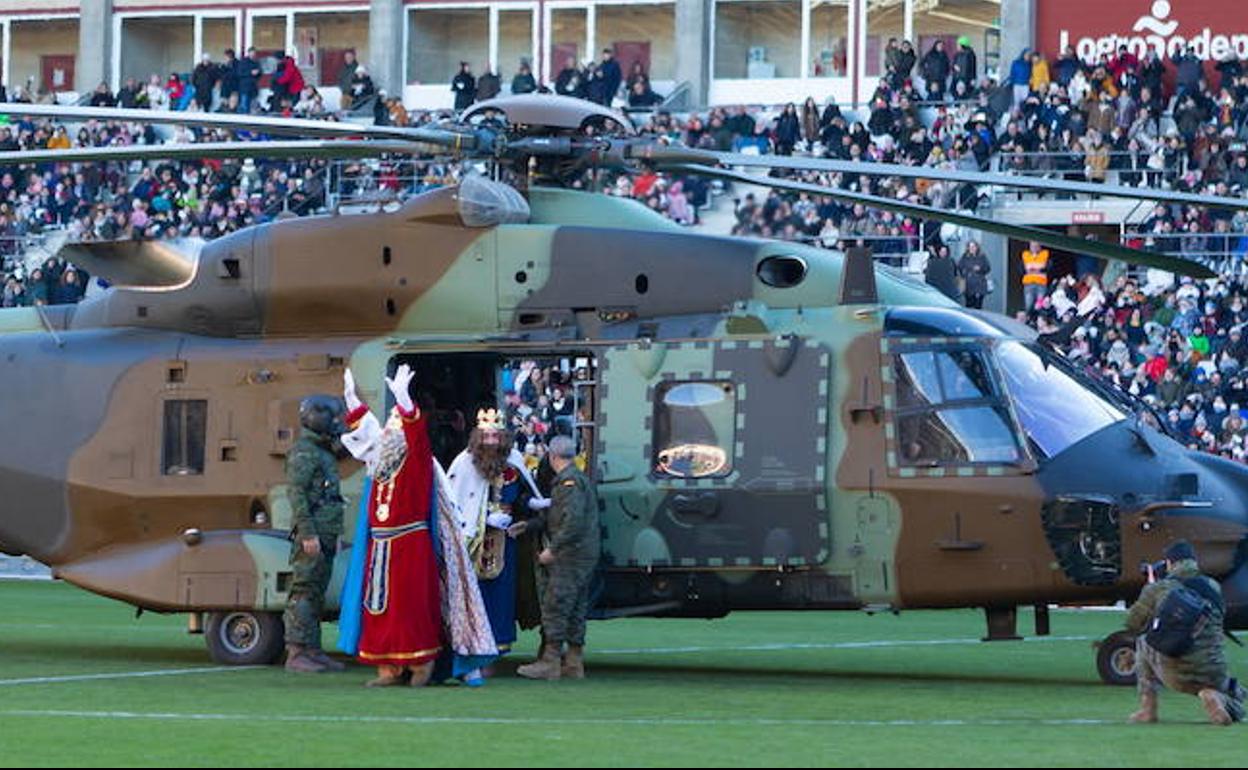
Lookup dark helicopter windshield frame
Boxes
[994,341,1127,460]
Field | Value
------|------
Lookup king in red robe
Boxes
[341,365,442,686]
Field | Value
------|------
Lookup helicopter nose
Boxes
[1180,452,1248,626]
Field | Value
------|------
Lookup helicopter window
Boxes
[895,350,995,408]
[162,400,207,476]
[995,341,1125,459]
[653,381,736,479]
[891,347,1025,469]
[897,407,1021,466]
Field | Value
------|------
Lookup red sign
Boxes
[1071,211,1106,224]
[1036,0,1248,61]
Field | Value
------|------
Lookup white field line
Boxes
[0,666,260,686]
[0,709,1117,727]
[0,636,1097,687]
[595,635,1095,655]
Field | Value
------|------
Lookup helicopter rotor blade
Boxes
[0,103,480,150]
[0,139,426,165]
[676,163,1217,279]
[637,144,1248,212]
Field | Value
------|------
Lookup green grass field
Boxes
[0,580,1243,767]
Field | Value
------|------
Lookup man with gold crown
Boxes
[338,365,497,687]
[446,406,548,682]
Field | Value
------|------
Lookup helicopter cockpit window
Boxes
[653,381,736,479]
[162,400,207,476]
[894,350,995,408]
[892,349,1023,467]
[995,341,1125,458]
[897,407,1021,465]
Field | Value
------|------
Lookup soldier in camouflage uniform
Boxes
[1125,540,1245,725]
[515,435,600,680]
[283,395,348,674]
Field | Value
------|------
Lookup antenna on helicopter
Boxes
[838,246,879,305]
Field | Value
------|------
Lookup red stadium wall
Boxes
[1036,0,1248,61]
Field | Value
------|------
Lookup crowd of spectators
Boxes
[498,359,593,471]
[0,113,339,306]
[451,50,664,112]
[1025,261,1248,462]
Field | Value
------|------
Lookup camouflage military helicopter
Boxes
[1,95,1246,687]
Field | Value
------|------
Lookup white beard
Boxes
[341,408,408,480]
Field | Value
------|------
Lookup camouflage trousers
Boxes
[283,537,337,648]
[1137,638,1245,720]
[538,558,596,647]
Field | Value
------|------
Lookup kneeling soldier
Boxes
[1126,540,1244,725]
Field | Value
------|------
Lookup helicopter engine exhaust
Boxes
[59,239,200,289]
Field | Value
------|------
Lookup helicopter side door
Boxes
[596,335,832,570]
[875,338,1051,606]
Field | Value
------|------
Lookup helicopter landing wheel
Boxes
[204,611,285,666]
[1096,630,1138,687]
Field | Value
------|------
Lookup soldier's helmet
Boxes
[299,395,346,437]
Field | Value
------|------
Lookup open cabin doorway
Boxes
[388,351,599,478]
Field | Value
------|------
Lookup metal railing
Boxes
[1124,230,1248,274]
[0,232,65,274]
[993,149,1186,179]
[324,157,462,210]
[744,231,937,267]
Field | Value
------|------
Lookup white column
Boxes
[489,6,500,73]
[111,14,124,90]
[530,5,540,77]
[541,4,552,84]
[375,0,405,94]
[2,20,10,90]
[849,0,859,105]
[79,1,114,93]
[800,0,811,79]
[1001,0,1036,68]
[193,14,204,63]
[903,0,913,43]
[285,11,296,57]
[586,4,597,63]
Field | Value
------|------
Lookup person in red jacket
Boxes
[165,73,186,110]
[272,53,305,112]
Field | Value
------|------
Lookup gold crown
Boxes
[476,408,506,432]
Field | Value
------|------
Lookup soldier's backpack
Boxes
[1146,577,1222,658]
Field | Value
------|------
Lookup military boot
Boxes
[306,647,346,672]
[1227,678,1246,723]
[517,644,562,680]
[1199,688,1233,726]
[561,645,585,680]
[1128,691,1158,723]
[285,644,329,673]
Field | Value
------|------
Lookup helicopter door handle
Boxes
[671,493,720,518]
[850,405,883,425]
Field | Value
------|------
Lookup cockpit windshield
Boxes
[995,341,1126,459]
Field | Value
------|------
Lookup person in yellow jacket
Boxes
[46,125,71,150]
[1030,51,1051,95]
[1021,240,1050,312]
